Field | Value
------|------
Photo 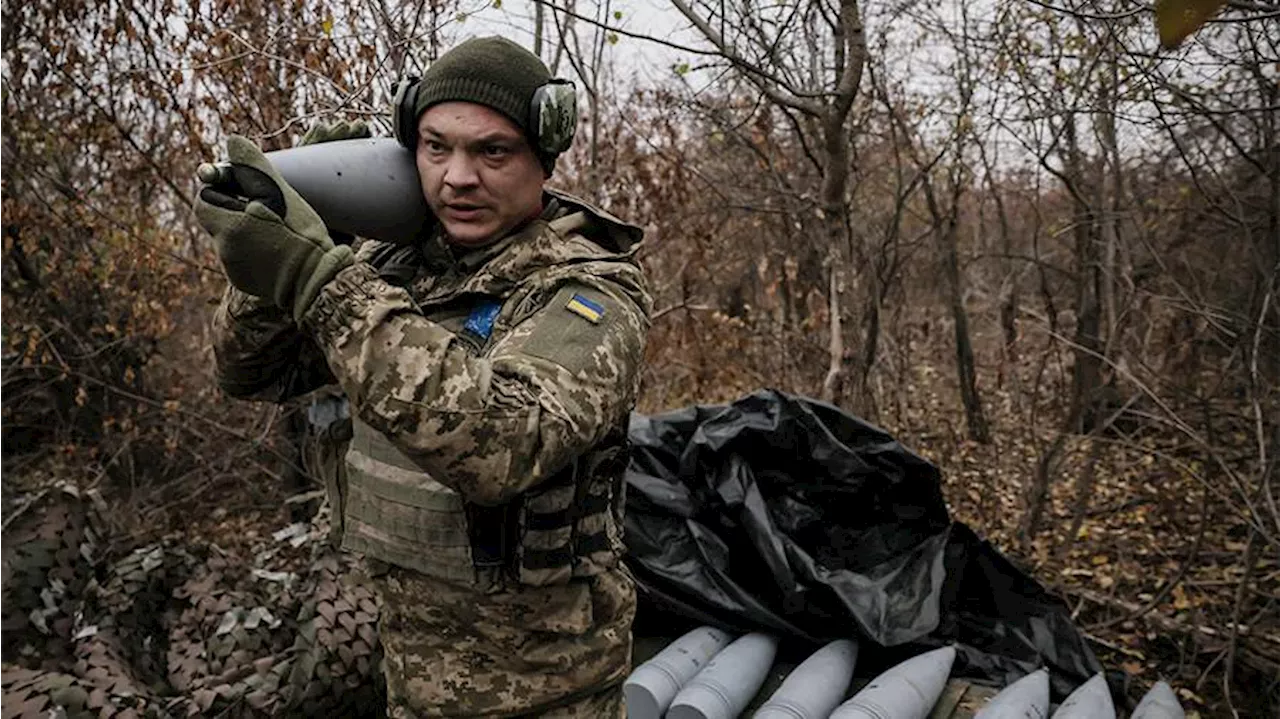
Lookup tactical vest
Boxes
[336,194,641,588]
[340,418,628,587]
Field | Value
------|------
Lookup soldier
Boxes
[196,36,651,717]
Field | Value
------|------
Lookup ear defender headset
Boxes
[391,76,578,158]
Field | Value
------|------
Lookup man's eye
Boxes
[423,140,445,153]
[484,145,510,158]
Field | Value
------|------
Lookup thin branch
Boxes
[668,0,824,115]
[1252,281,1278,535]
[2,489,51,533]
[1022,0,1147,21]
[536,0,722,58]
[651,301,715,321]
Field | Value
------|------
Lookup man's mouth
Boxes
[444,203,486,220]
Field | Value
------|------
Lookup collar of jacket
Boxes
[398,190,644,296]
[449,195,566,273]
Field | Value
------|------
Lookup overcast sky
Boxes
[449,0,714,89]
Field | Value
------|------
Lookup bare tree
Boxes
[669,0,869,409]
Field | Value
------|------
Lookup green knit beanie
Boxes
[415,36,551,143]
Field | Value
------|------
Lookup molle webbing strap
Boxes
[574,434,629,576]
[341,420,477,584]
[516,445,622,585]
[571,473,618,575]
[522,492,612,530]
[517,466,577,585]
[466,502,518,569]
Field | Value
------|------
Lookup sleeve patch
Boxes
[505,285,635,377]
[565,293,605,324]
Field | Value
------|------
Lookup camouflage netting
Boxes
[1,487,385,718]
[2,485,104,670]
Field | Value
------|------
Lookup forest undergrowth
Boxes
[884,326,1279,718]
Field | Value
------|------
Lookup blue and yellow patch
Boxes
[464,300,502,341]
[564,293,605,324]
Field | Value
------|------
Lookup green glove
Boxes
[300,119,371,146]
[195,135,354,323]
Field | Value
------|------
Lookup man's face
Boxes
[416,101,546,249]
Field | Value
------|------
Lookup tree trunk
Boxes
[819,0,867,409]
[1098,48,1120,359]
[819,111,851,405]
[669,0,867,409]
[989,175,1018,378]
[1021,430,1067,547]
[921,167,990,443]
[1059,436,1102,559]
[1064,114,1105,434]
[1263,75,1280,381]
[854,270,880,417]
[942,215,991,443]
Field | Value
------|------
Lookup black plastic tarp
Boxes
[622,389,1105,701]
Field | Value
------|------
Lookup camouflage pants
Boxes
[387,684,624,718]
[375,564,635,718]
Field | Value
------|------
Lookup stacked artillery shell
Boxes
[829,645,957,719]
[1131,680,1185,719]
[1049,672,1115,719]
[624,626,734,719]
[264,139,431,246]
[752,638,858,719]
[667,632,779,719]
[973,668,1050,719]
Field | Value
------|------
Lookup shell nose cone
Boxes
[1130,680,1184,719]
[264,138,432,245]
[1049,673,1115,719]
[830,645,957,719]
[974,668,1050,719]
[753,638,858,719]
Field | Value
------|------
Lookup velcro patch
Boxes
[464,299,502,341]
[565,293,605,324]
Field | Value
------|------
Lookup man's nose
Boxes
[442,152,480,188]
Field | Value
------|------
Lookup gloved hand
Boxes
[195,135,354,323]
[300,119,371,146]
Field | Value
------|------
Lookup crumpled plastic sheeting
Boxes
[623,389,1105,701]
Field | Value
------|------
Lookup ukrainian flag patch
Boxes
[565,293,605,323]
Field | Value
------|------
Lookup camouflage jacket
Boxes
[213,189,650,494]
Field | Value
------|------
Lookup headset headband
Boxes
[391,76,577,158]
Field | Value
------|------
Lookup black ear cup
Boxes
[391,77,421,149]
